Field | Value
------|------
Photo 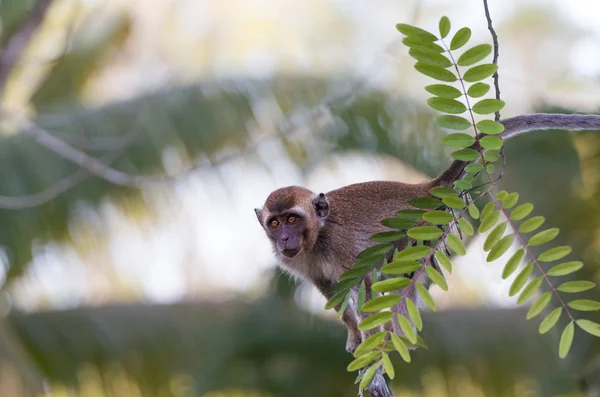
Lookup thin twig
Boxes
[482,0,501,122]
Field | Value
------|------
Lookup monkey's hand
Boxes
[346,329,362,354]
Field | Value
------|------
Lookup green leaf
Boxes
[486,164,496,174]
[476,119,505,134]
[454,180,472,190]
[381,261,421,275]
[568,300,600,311]
[519,216,546,233]
[357,280,366,315]
[415,63,457,82]
[486,234,514,262]
[458,218,474,236]
[435,250,453,273]
[463,63,498,83]
[408,226,443,240]
[502,248,525,279]
[467,82,490,98]
[558,280,596,293]
[347,351,379,371]
[450,27,471,50]
[576,320,600,337]
[325,290,348,310]
[381,218,418,229]
[468,203,480,219]
[370,231,406,242]
[547,261,584,277]
[509,262,534,297]
[528,228,559,247]
[538,246,572,263]
[501,192,519,209]
[483,222,507,252]
[423,210,454,225]
[527,291,552,320]
[481,202,496,220]
[398,315,417,343]
[395,246,431,261]
[496,191,508,201]
[358,312,395,331]
[372,278,411,293]
[442,196,466,209]
[410,49,452,67]
[396,23,438,41]
[339,263,372,281]
[539,307,562,334]
[447,234,466,255]
[359,365,378,389]
[457,44,492,66]
[406,298,423,331]
[426,266,448,291]
[511,203,534,221]
[559,322,574,359]
[354,331,387,357]
[480,136,503,150]
[465,163,483,173]
[390,333,411,362]
[439,16,451,38]
[479,210,500,233]
[430,187,459,198]
[402,37,445,52]
[396,209,426,219]
[357,243,393,259]
[362,294,403,312]
[409,197,443,209]
[434,115,472,130]
[332,278,360,292]
[337,291,351,319]
[382,353,395,379]
[427,97,467,114]
[450,149,479,161]
[517,277,543,305]
[472,98,505,114]
[372,267,378,283]
[416,283,436,311]
[425,84,462,98]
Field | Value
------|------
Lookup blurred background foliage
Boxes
[0,0,599,396]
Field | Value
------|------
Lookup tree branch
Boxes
[482,0,501,122]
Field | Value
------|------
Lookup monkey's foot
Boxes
[346,332,361,354]
[366,372,393,397]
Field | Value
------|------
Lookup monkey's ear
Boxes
[254,208,263,223]
[312,193,329,218]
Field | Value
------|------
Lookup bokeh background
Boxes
[0,0,599,396]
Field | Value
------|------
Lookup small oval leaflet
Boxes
[502,248,525,279]
[426,266,448,291]
[458,218,474,236]
[359,365,378,389]
[381,217,418,229]
[362,294,403,312]
[501,192,520,209]
[558,280,596,293]
[357,281,366,315]
[396,23,438,41]
[484,149,501,162]
[465,163,484,173]
[559,322,575,359]
[450,149,479,161]
[457,44,492,66]
[517,277,543,305]
[539,307,562,334]
[416,283,436,311]
[403,37,445,52]
[370,231,406,243]
[406,298,424,331]
[576,320,600,338]
[472,98,505,114]
[415,63,457,82]
[337,293,350,319]
[519,216,546,233]
[435,250,453,273]
[353,331,387,357]
[435,115,471,130]
[509,262,534,297]
[480,136,503,150]
[440,132,475,148]
[528,228,560,247]
[450,27,471,50]
[463,63,498,83]
[479,210,500,234]
[547,261,583,277]
[526,291,552,320]
[399,315,418,343]
[487,234,514,262]
[358,311,395,331]
[481,202,496,220]
[511,203,534,221]
[430,186,459,198]
[425,84,462,98]
[372,277,411,293]
[427,97,467,114]
[423,210,454,225]
[468,203,480,219]
[381,261,421,275]
[538,246,572,263]
[483,222,507,252]
[409,197,443,209]
[357,243,393,259]
[447,234,466,255]
[476,119,505,134]
[410,49,452,68]
[338,264,372,281]
[442,196,465,209]
[467,82,490,98]
[396,209,426,219]
[486,164,496,174]
[439,16,451,38]
[347,351,379,372]
[395,246,431,261]
[382,353,395,379]
[390,333,411,363]
[325,290,348,310]
[454,180,472,190]
[567,299,600,311]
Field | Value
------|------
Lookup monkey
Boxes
[254,113,600,396]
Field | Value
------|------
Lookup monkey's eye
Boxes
[287,215,298,224]
[270,219,280,228]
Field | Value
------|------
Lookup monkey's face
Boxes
[265,213,306,258]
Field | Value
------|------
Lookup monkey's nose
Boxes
[281,235,289,242]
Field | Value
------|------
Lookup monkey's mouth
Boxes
[281,248,301,258]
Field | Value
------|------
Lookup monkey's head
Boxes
[255,186,329,258]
